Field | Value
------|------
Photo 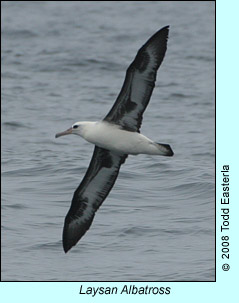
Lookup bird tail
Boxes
[154,142,174,156]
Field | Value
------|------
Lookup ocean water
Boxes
[1,1,215,281]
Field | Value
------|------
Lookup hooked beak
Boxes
[55,127,72,138]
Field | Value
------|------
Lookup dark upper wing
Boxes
[104,26,169,132]
[63,146,127,253]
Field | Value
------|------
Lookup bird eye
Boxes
[73,125,78,129]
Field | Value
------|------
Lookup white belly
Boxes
[82,121,159,155]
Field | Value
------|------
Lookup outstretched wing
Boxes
[104,26,169,132]
[63,146,127,253]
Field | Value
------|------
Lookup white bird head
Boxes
[55,122,83,138]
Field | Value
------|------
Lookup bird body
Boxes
[64,121,173,156]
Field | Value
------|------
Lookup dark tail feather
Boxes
[155,143,174,156]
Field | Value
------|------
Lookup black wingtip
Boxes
[62,211,96,253]
[143,25,170,58]
[62,228,78,253]
[63,244,69,253]
[63,238,71,253]
[161,25,170,30]
[157,25,170,35]
[62,223,74,253]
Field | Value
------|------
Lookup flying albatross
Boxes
[55,26,173,253]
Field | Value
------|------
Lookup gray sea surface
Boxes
[1,1,215,281]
